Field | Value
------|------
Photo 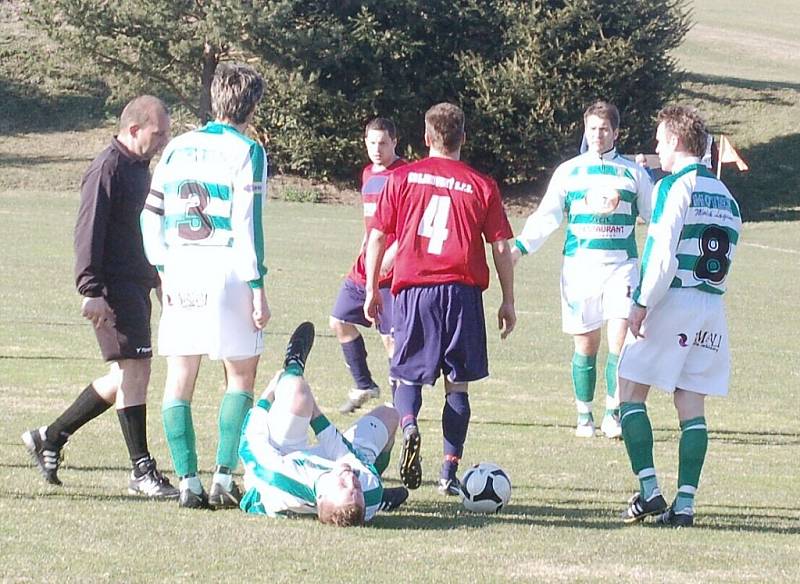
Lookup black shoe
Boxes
[179,487,212,510]
[21,427,63,486]
[128,457,179,499]
[655,506,694,528]
[283,322,315,373]
[209,480,243,509]
[378,486,409,512]
[621,491,668,524]
[437,477,463,497]
[398,425,422,490]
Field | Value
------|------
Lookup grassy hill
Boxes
[1,0,798,218]
[672,0,800,220]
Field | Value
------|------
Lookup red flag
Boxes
[717,135,749,171]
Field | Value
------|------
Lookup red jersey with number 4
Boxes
[348,158,407,287]
[372,156,513,294]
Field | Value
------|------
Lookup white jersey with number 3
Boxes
[141,121,267,288]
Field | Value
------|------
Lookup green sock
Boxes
[605,352,619,417]
[572,352,596,409]
[162,399,197,477]
[676,416,708,513]
[216,389,254,471]
[374,450,391,476]
[620,401,659,499]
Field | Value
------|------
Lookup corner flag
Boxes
[716,135,749,178]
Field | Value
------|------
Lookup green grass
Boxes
[1,1,799,581]
[1,191,799,583]
[672,0,800,220]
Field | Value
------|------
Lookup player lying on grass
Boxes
[238,322,409,526]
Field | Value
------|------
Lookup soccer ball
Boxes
[460,462,511,513]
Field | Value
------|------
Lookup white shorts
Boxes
[158,248,263,360]
[618,289,730,396]
[267,410,311,453]
[560,259,638,334]
[344,415,390,465]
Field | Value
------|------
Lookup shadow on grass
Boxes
[680,73,800,222]
[0,153,94,166]
[0,78,109,136]
[724,132,800,222]
[682,73,800,104]
[0,355,97,361]
[466,418,800,445]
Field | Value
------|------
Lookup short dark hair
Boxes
[365,117,397,140]
[424,103,465,152]
[119,95,168,130]
[583,100,620,131]
[211,63,265,125]
[657,105,708,157]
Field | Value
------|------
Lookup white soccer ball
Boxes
[460,462,511,513]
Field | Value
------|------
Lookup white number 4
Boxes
[417,195,451,255]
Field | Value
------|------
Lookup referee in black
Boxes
[23,95,178,498]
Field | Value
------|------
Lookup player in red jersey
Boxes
[330,118,407,414]
[364,103,516,496]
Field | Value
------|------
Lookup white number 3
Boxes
[417,195,451,255]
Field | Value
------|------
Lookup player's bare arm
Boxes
[252,287,270,330]
[510,244,523,267]
[81,296,115,329]
[379,240,398,278]
[491,239,516,339]
[363,227,387,324]
[628,303,647,338]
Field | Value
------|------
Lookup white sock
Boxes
[180,476,203,495]
[212,472,232,491]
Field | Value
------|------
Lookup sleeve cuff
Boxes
[514,239,529,255]
[310,415,331,435]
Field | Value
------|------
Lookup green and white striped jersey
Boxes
[141,122,268,288]
[515,149,653,263]
[634,160,741,307]
[239,398,384,521]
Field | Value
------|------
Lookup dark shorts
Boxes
[391,283,488,386]
[331,278,393,336]
[94,282,153,362]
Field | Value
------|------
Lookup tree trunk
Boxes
[199,42,218,124]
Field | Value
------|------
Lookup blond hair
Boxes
[425,102,465,153]
[657,105,708,157]
[317,498,365,527]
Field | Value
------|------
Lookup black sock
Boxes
[117,405,150,472]
[46,384,112,447]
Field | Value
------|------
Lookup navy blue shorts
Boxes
[331,278,394,336]
[95,281,153,362]
[391,283,488,386]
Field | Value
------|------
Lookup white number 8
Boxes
[417,195,451,255]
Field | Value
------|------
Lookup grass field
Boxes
[1,0,799,582]
[1,192,799,583]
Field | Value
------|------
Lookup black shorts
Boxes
[94,282,153,362]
